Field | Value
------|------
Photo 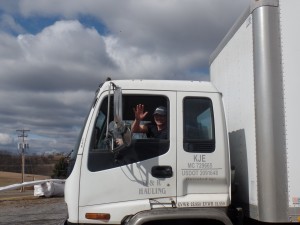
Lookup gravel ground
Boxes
[0,197,67,225]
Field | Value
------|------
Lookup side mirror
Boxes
[106,82,131,153]
[114,85,123,126]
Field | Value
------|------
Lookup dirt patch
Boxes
[0,172,67,224]
[0,171,50,187]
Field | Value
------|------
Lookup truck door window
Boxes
[88,95,170,172]
[183,97,215,152]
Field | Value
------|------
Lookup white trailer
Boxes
[210,0,300,223]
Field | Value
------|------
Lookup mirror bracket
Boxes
[105,82,131,153]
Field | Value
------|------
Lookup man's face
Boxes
[154,114,167,126]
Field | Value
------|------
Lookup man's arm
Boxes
[131,104,148,133]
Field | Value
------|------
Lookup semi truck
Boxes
[64,0,300,224]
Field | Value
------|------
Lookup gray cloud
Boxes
[0,14,26,34]
[18,0,250,77]
[0,0,250,154]
[0,20,117,92]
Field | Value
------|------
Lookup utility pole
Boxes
[16,129,30,192]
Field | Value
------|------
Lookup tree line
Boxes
[0,150,68,178]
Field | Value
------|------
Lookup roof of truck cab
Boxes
[100,80,219,93]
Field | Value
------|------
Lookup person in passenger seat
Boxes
[131,104,168,139]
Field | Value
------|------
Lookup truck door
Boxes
[176,92,230,207]
[78,90,177,222]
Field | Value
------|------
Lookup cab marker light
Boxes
[85,213,111,221]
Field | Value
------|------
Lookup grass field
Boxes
[0,171,50,187]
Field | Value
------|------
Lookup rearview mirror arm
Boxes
[106,82,112,140]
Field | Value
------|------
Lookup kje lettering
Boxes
[194,154,206,162]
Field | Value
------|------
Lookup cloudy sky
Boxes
[0,0,250,155]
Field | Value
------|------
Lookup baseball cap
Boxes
[153,106,167,116]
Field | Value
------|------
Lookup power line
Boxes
[16,129,30,192]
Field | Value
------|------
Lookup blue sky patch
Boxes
[78,15,110,36]
[1,9,109,36]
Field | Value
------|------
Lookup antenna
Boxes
[16,129,30,192]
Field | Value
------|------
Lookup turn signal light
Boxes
[85,213,110,221]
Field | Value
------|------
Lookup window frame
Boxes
[87,94,171,172]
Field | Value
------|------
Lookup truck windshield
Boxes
[67,101,93,176]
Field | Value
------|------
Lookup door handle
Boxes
[151,166,173,178]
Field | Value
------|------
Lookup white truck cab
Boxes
[64,80,232,225]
